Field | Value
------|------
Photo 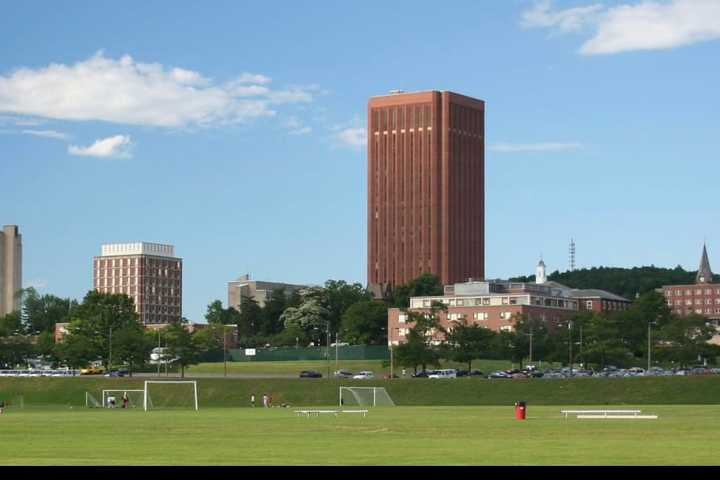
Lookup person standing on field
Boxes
[250,393,256,407]
[262,393,268,408]
[122,391,129,409]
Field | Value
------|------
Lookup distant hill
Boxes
[510,266,720,301]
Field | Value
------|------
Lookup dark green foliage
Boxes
[390,273,443,308]
[511,265,716,300]
[446,321,497,370]
[340,300,389,345]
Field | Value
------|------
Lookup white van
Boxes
[428,369,457,379]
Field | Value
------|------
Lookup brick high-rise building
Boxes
[0,225,22,316]
[93,242,182,325]
[367,90,485,293]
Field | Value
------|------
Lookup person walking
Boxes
[250,393,256,408]
[262,393,268,408]
[122,391,129,409]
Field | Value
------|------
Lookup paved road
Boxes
[131,372,299,379]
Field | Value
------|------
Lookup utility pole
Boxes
[223,326,228,378]
[648,321,652,372]
[568,321,573,377]
[157,329,161,377]
[109,326,112,371]
[326,322,331,379]
[529,330,533,365]
[335,332,339,370]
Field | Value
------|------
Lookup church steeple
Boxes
[696,244,713,284]
[536,256,547,285]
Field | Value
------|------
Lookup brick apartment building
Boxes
[93,242,182,326]
[388,259,630,345]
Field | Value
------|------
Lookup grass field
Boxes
[1,405,719,465]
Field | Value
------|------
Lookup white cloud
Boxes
[68,134,132,158]
[522,0,604,32]
[336,127,366,148]
[284,116,312,135]
[490,142,582,152]
[522,0,720,55]
[20,129,68,140]
[0,52,315,127]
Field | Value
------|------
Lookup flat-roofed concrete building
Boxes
[93,242,182,325]
[0,225,22,316]
[368,90,485,293]
[228,274,307,311]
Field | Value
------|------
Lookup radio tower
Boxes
[569,238,576,271]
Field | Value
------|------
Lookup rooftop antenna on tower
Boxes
[569,238,576,272]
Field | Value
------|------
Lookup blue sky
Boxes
[1,0,719,321]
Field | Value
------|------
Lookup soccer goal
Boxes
[102,390,146,409]
[339,387,395,407]
[144,381,198,411]
[85,392,101,408]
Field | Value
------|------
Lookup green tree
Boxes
[0,335,34,368]
[260,288,290,336]
[112,325,153,375]
[20,287,77,334]
[280,300,331,346]
[340,300,389,345]
[305,280,371,336]
[655,313,717,367]
[163,323,202,378]
[0,311,22,336]
[390,273,443,308]
[62,290,142,369]
[393,302,446,373]
[445,321,497,371]
[237,296,262,339]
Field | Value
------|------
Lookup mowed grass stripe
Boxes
[0,406,719,465]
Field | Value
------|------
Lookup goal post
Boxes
[86,392,101,408]
[102,389,146,409]
[144,381,198,411]
[339,387,395,407]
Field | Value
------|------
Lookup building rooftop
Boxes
[100,242,176,258]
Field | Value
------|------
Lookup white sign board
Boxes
[245,349,256,356]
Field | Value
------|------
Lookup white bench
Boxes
[560,409,642,419]
[294,409,368,418]
[577,414,658,419]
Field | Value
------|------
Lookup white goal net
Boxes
[144,381,198,411]
[339,387,395,407]
[102,390,145,409]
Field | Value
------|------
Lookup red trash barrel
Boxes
[515,401,527,420]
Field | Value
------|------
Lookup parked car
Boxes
[80,366,104,375]
[352,371,375,380]
[411,370,434,378]
[299,370,322,378]
[429,369,457,379]
[333,369,353,379]
[488,371,512,379]
[468,370,484,377]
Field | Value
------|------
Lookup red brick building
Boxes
[93,242,182,326]
[368,90,485,293]
[662,245,720,320]
[389,260,630,345]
